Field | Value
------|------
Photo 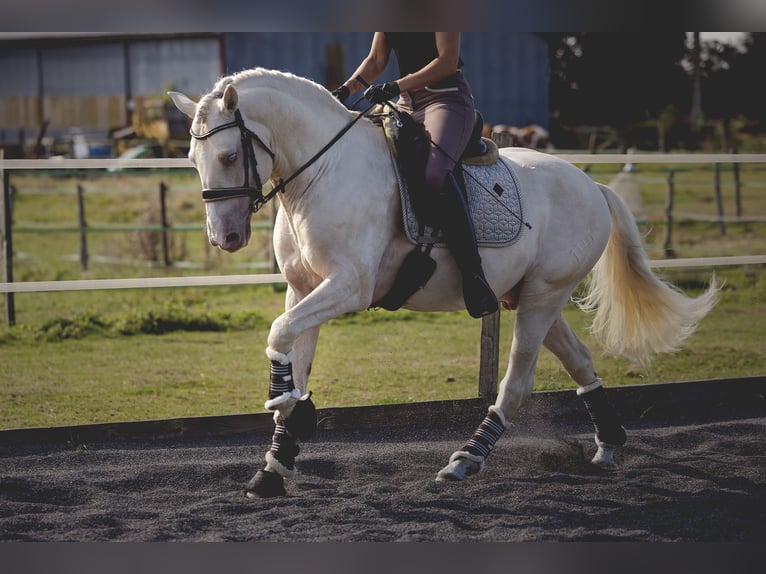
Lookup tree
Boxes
[553,33,689,128]
[703,33,766,125]
[545,33,766,150]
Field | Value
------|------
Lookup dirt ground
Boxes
[1,379,765,542]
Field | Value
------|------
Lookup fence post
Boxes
[2,160,15,326]
[159,181,170,267]
[478,310,500,400]
[714,163,727,236]
[76,184,88,271]
[663,169,675,257]
[732,161,741,219]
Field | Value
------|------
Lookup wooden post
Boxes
[159,181,170,267]
[2,159,16,326]
[663,169,676,257]
[733,162,741,219]
[478,310,500,400]
[714,163,726,235]
[76,184,88,271]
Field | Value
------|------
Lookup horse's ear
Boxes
[168,91,197,120]
[222,84,239,113]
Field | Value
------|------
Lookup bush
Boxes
[29,302,271,341]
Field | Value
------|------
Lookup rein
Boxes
[191,92,375,213]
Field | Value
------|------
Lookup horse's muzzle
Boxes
[207,222,250,252]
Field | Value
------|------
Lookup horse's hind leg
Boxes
[543,314,626,468]
[436,289,564,481]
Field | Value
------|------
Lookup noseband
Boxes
[190,91,375,213]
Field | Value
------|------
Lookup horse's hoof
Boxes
[591,445,618,469]
[245,469,286,498]
[435,455,483,482]
[435,463,466,482]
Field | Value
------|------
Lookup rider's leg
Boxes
[418,90,498,318]
[435,171,498,318]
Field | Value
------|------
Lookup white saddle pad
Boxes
[392,155,525,248]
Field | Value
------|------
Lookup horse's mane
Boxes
[195,67,343,124]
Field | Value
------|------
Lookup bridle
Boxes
[190,90,373,213]
[190,99,276,213]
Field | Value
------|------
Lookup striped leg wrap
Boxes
[269,360,295,400]
[462,407,507,459]
[578,381,627,447]
[265,415,300,478]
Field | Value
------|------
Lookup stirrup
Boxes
[464,272,498,318]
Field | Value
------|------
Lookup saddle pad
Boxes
[391,153,525,248]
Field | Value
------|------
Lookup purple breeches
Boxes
[397,72,476,189]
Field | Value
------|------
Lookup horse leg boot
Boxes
[578,378,626,468]
[246,348,317,498]
[436,405,511,481]
[436,171,498,318]
[542,315,627,468]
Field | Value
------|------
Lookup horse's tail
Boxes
[575,183,720,365]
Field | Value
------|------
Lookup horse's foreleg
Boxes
[437,293,560,481]
[252,330,320,488]
[264,275,368,418]
[247,274,371,498]
[246,286,323,498]
[263,286,318,414]
[543,315,626,468]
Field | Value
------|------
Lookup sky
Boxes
[699,32,748,45]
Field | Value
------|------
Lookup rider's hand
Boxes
[364,81,401,104]
[331,85,350,102]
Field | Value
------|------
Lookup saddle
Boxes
[371,106,523,311]
[378,104,498,165]
[379,107,500,229]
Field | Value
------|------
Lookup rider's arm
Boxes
[344,32,391,94]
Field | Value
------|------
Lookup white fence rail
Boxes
[3,257,766,294]
[3,153,766,170]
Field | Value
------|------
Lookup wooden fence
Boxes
[2,154,766,399]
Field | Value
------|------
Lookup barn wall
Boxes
[0,35,221,142]
[0,47,39,131]
[222,32,549,128]
[128,38,222,97]
[222,32,381,91]
[461,32,549,128]
[0,33,548,150]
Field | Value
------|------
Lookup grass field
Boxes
[1,161,764,430]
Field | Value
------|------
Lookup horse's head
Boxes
[169,84,273,252]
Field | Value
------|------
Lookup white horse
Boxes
[169,68,719,498]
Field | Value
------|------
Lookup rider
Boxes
[333,32,498,318]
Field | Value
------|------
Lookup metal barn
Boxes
[0,32,548,155]
[0,33,222,152]
[222,32,549,130]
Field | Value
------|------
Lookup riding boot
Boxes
[436,171,499,318]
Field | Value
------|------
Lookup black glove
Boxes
[331,85,350,102]
[364,81,401,104]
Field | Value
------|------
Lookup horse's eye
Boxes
[226,152,238,164]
